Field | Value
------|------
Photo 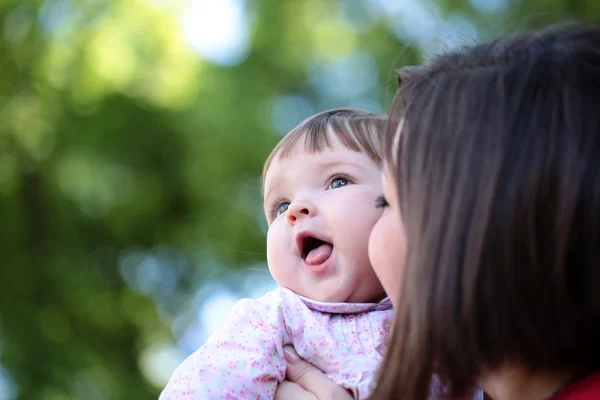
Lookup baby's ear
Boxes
[396,66,421,87]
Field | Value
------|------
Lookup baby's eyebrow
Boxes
[263,181,280,205]
[315,160,367,171]
[262,170,286,202]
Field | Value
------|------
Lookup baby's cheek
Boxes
[266,226,286,278]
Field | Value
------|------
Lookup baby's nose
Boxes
[287,201,313,224]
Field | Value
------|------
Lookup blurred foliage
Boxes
[0,0,597,399]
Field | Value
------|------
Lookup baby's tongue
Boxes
[305,243,333,265]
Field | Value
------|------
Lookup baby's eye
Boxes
[276,202,289,216]
[329,177,349,189]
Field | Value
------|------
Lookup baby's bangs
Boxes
[275,117,383,164]
[328,117,384,164]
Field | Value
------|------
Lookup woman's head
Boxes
[371,23,600,399]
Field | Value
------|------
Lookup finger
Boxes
[284,346,354,400]
[274,381,318,400]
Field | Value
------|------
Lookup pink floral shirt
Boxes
[159,287,482,400]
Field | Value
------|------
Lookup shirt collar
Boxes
[298,295,393,314]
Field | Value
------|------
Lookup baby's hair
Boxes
[261,108,387,193]
[373,22,600,400]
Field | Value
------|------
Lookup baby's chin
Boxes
[292,287,386,304]
[285,287,347,303]
[345,290,387,304]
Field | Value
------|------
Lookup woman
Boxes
[276,22,600,400]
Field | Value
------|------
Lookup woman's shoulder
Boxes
[552,370,600,400]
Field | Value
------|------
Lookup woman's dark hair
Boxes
[372,22,600,400]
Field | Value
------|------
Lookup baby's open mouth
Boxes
[299,235,333,266]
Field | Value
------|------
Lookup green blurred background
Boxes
[0,0,596,398]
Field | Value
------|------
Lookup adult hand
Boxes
[274,346,354,400]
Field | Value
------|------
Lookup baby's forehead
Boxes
[264,146,378,190]
[272,139,325,159]
[266,144,366,175]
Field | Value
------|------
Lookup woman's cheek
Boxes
[368,215,393,300]
[368,211,405,304]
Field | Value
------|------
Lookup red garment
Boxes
[551,371,600,400]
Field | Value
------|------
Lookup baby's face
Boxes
[263,133,386,303]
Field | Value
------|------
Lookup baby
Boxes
[160,109,473,399]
